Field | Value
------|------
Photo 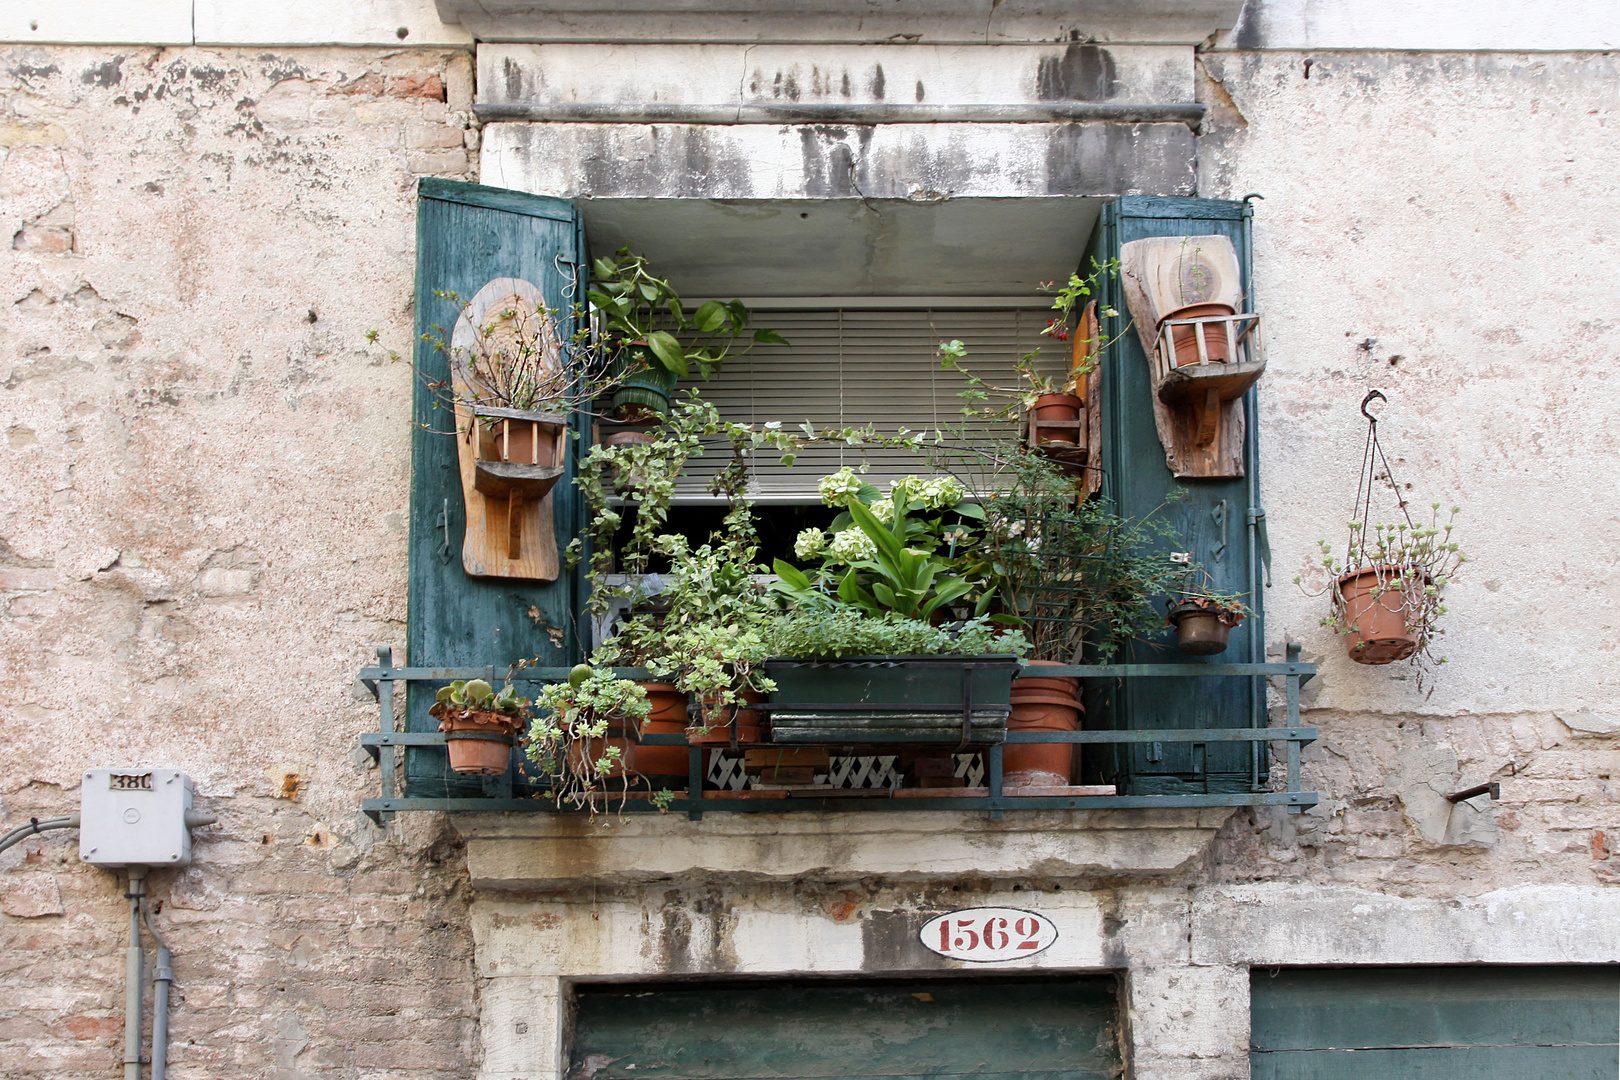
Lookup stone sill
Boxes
[457,807,1236,889]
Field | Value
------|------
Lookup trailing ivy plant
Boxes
[526,666,656,813]
[937,259,1123,410]
[571,389,932,729]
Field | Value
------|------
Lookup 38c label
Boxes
[919,908,1058,962]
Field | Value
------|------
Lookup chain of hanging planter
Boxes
[1300,390,1465,676]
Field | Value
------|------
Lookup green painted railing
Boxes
[356,647,1317,823]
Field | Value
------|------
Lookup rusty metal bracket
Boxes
[1446,781,1500,803]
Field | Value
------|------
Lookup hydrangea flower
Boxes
[869,499,896,526]
[818,467,864,507]
[793,528,829,561]
[890,475,964,510]
[827,528,877,563]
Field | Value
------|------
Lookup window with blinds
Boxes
[672,305,1062,502]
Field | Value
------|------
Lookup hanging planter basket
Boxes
[1335,567,1420,665]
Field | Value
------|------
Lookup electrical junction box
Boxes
[79,768,196,867]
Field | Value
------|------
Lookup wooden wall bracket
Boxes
[1119,235,1265,479]
[447,277,568,582]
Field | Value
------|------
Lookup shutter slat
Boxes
[673,307,1061,502]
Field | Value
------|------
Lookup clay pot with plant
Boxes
[935,437,1182,788]
[528,666,659,811]
[1314,506,1464,668]
[430,679,531,776]
[587,248,786,421]
[1164,568,1251,656]
[1298,393,1466,679]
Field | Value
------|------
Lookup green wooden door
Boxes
[405,178,587,797]
[1083,197,1264,795]
[572,978,1120,1080]
[1251,966,1620,1079]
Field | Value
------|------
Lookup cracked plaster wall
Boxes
[0,44,487,1080]
[0,33,1618,1080]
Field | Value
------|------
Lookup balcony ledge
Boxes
[458,806,1237,889]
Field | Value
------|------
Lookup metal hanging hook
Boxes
[1360,389,1387,423]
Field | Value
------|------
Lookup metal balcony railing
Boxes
[358,647,1315,822]
[356,647,1317,823]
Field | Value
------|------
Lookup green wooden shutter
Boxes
[1085,197,1264,795]
[1251,966,1620,1079]
[405,179,587,798]
[572,977,1121,1080]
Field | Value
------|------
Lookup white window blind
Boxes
[673,306,1062,502]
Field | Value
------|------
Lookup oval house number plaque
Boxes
[920,908,1058,962]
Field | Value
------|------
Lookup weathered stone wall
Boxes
[1195,48,1620,887]
[2,31,1618,1080]
[0,45,484,1079]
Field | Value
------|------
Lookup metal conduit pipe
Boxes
[143,903,172,1080]
[473,101,1208,129]
[124,867,146,1080]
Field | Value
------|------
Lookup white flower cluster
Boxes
[818,467,865,507]
[890,474,964,510]
[793,527,829,561]
[827,528,877,563]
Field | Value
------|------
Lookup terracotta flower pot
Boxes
[497,424,556,467]
[1167,602,1234,656]
[566,726,638,780]
[1013,660,1080,698]
[437,709,522,776]
[633,683,692,776]
[602,429,657,448]
[1159,302,1237,366]
[1003,687,1081,789]
[1337,568,1419,665]
[691,691,766,746]
[1030,393,1082,446]
[640,683,689,722]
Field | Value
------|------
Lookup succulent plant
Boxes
[432,679,529,717]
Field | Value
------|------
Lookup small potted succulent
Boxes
[1308,504,1464,668]
[588,248,785,421]
[528,665,655,808]
[430,679,531,776]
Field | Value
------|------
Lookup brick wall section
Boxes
[0,46,482,1079]
[1209,707,1620,889]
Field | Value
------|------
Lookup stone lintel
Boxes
[459,808,1236,889]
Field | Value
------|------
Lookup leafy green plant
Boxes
[430,679,530,721]
[588,248,785,381]
[526,668,655,812]
[763,609,1028,660]
[593,532,779,734]
[930,434,1184,663]
[572,392,933,624]
[772,470,989,622]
